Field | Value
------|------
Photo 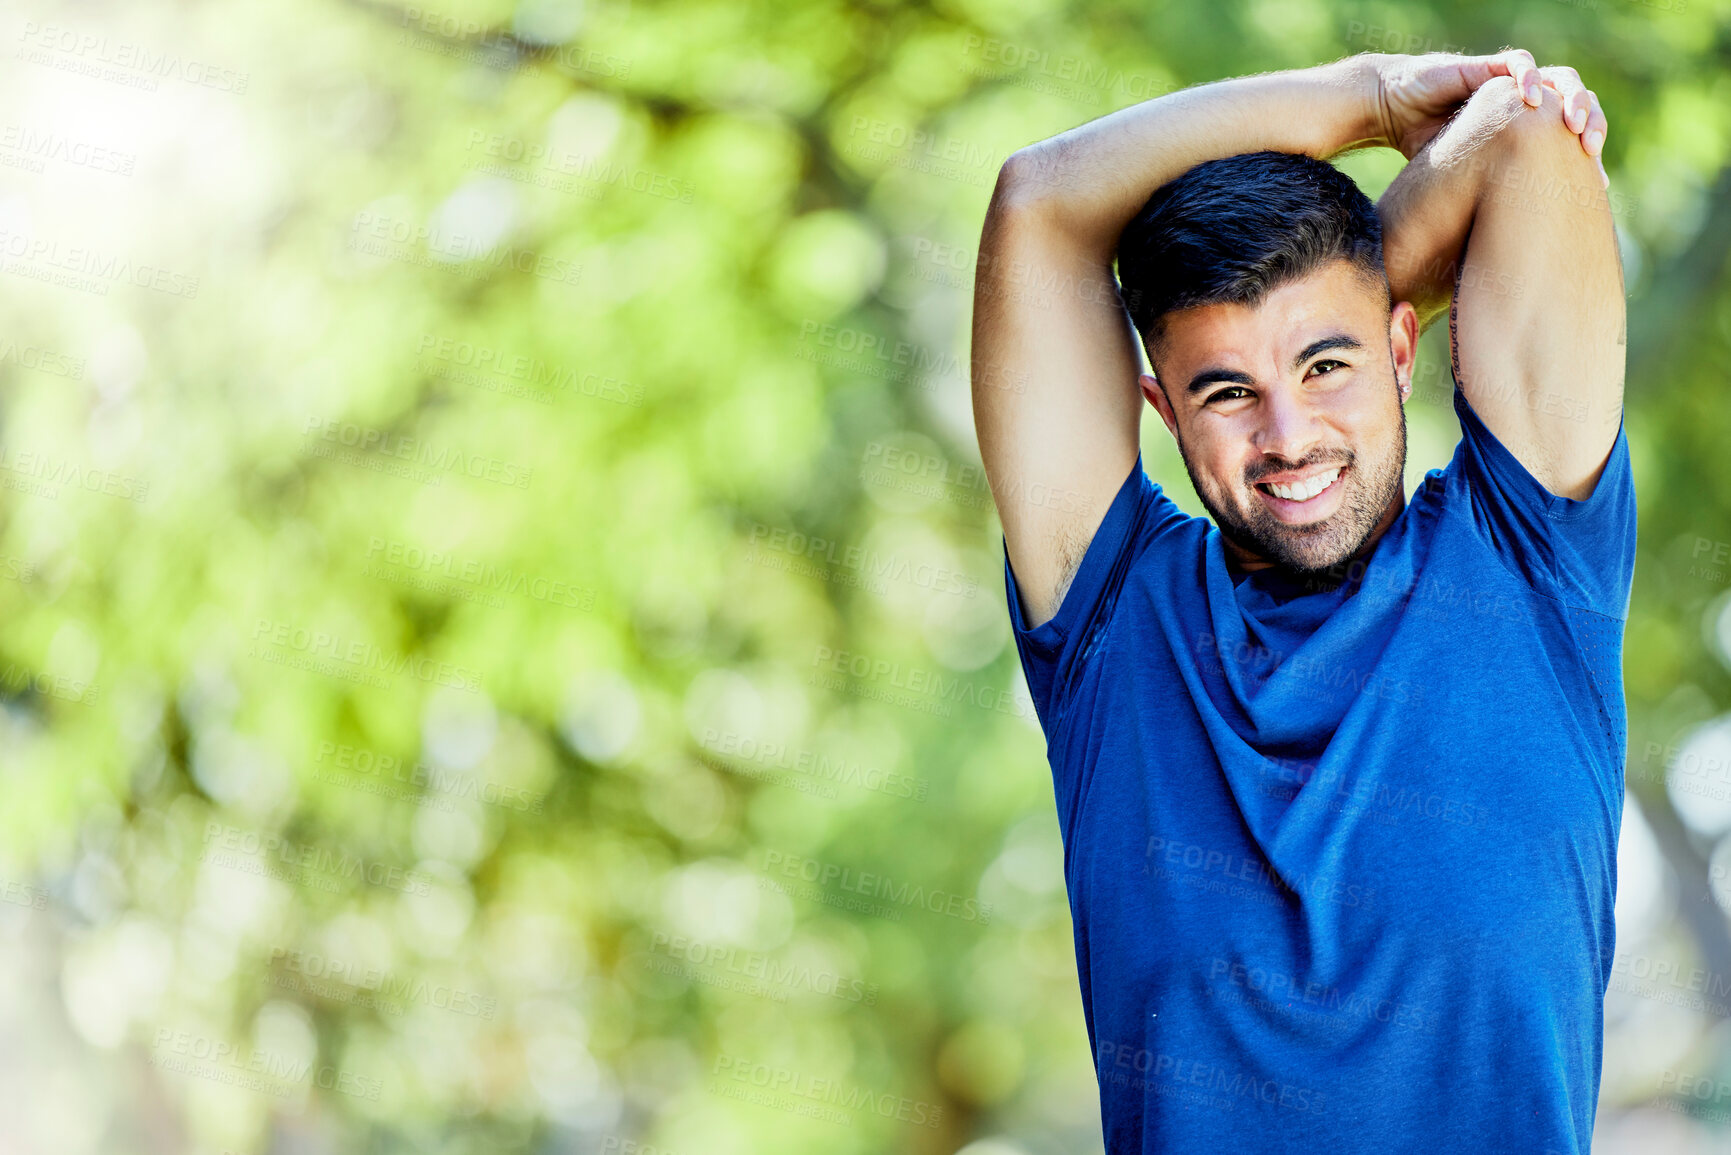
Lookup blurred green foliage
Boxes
[2,0,1730,1151]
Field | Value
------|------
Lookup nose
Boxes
[1250,383,1325,468]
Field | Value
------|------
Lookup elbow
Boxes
[1470,75,1606,199]
[989,145,1067,222]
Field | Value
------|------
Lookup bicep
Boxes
[971,159,1144,628]
[1451,82,1625,501]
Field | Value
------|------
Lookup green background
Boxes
[1,0,1729,1151]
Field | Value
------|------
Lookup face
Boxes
[1142,259,1419,582]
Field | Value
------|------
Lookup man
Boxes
[970,49,1631,1152]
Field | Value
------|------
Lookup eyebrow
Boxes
[1184,334,1366,397]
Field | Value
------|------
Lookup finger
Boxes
[1499,47,1543,106]
[1456,54,1514,88]
[1540,67,1593,136]
[1581,93,1608,157]
[1458,48,1535,96]
[1552,84,1591,134]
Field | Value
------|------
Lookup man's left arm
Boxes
[1378,56,1623,501]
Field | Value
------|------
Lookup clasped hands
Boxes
[1371,47,1610,186]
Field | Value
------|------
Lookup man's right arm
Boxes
[972,55,1393,629]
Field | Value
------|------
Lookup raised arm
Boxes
[971,51,1555,628]
[973,57,1390,628]
[1377,56,1621,499]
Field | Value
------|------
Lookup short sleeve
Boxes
[1450,383,1637,619]
[1004,453,1185,733]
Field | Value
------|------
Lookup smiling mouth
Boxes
[1255,465,1344,504]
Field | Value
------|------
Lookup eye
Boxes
[1206,386,1251,404]
[1307,359,1347,378]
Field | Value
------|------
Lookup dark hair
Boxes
[1116,150,1387,361]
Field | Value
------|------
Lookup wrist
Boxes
[1323,52,1397,154]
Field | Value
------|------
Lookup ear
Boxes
[1140,373,1178,441]
[1389,300,1419,402]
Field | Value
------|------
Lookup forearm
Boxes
[994,54,1389,260]
[1377,78,1533,329]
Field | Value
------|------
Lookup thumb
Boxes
[1452,55,1516,91]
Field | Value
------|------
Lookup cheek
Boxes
[1199,445,1251,495]
[1349,403,1401,449]
[1183,424,1248,489]
[1342,377,1399,420]
[1317,391,1389,448]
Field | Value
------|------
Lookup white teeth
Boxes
[1263,466,1341,502]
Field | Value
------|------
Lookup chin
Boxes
[1259,536,1361,579]
[1224,502,1373,579]
[1188,425,1406,582]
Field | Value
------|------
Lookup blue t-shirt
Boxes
[1004,383,1637,1154]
